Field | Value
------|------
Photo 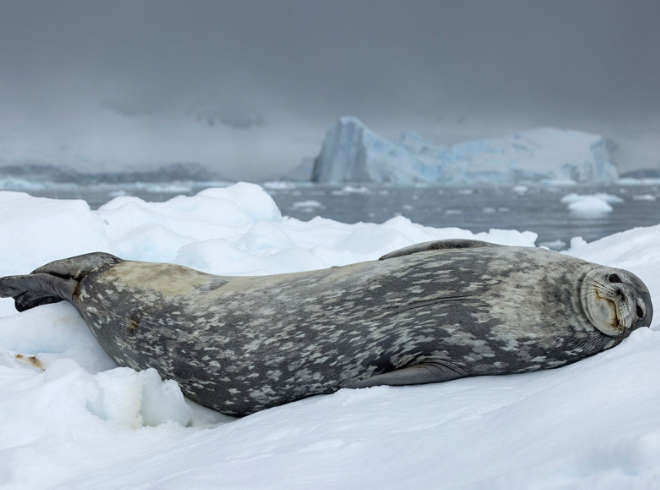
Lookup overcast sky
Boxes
[1,0,659,179]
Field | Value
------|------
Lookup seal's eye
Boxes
[637,304,645,319]
[608,274,621,283]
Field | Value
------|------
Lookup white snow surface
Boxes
[312,117,619,185]
[1,183,660,489]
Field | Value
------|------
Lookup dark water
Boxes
[15,183,660,249]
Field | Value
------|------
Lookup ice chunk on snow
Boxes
[196,182,282,223]
[311,117,619,184]
[87,367,193,428]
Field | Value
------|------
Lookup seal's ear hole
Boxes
[608,274,621,284]
[637,304,645,319]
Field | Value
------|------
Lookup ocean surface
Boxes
[10,182,660,249]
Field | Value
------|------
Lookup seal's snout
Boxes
[581,267,653,337]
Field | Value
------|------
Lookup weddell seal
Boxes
[0,240,653,416]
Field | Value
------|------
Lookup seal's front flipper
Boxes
[0,252,122,312]
[379,239,499,261]
[343,361,467,389]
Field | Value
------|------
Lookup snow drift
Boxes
[1,183,659,490]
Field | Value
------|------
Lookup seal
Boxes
[0,240,653,416]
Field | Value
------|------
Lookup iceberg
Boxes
[311,117,619,184]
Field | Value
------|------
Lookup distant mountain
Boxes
[620,168,660,179]
[0,163,223,185]
[308,117,619,184]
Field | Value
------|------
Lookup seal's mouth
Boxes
[595,288,624,331]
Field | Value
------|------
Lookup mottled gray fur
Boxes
[0,240,652,416]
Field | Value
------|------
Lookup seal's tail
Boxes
[0,252,122,312]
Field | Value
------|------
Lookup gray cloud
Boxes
[0,0,659,178]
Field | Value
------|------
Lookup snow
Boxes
[311,117,619,185]
[633,194,657,201]
[1,183,660,489]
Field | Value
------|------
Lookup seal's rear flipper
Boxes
[0,252,122,312]
[32,252,122,280]
[0,273,77,311]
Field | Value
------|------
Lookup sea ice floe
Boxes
[0,183,659,489]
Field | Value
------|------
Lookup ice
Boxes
[331,184,372,196]
[262,181,298,190]
[1,183,660,489]
[87,367,193,428]
[539,239,567,250]
[0,178,48,190]
[560,192,624,204]
[619,177,660,186]
[633,194,657,201]
[567,197,613,216]
[561,193,624,218]
[142,183,193,194]
[311,117,619,184]
[290,200,323,210]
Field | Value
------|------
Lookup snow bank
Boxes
[0,192,114,290]
[311,117,619,185]
[1,184,659,489]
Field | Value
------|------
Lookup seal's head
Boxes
[580,266,653,337]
